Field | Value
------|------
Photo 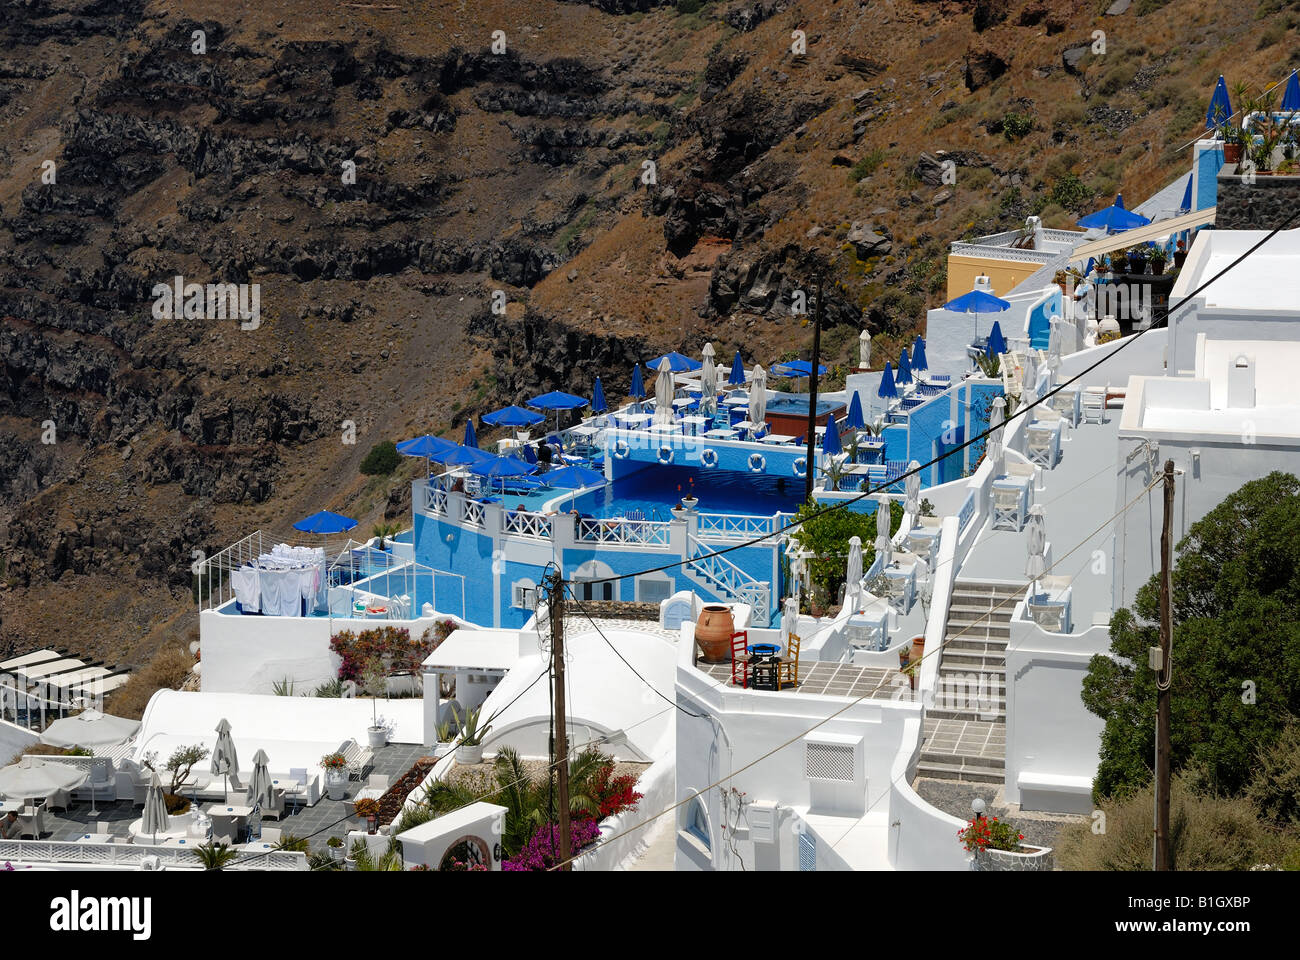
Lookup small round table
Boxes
[747,644,782,690]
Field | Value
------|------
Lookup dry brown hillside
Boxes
[0,0,1295,670]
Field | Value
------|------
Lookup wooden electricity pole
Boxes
[804,273,825,501]
[1154,459,1176,871]
[549,572,572,870]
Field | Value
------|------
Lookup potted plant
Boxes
[452,704,496,765]
[360,657,390,748]
[1125,245,1148,275]
[1173,239,1187,269]
[959,815,1024,854]
[434,719,455,758]
[320,752,349,800]
[326,835,345,861]
[354,797,381,835]
[1149,247,1167,276]
[1222,123,1246,164]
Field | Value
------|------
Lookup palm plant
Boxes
[975,351,1001,378]
[349,838,404,871]
[271,676,296,697]
[193,842,239,871]
[451,703,496,746]
[272,833,309,852]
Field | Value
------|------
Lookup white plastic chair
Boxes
[1081,384,1107,424]
[991,484,1026,531]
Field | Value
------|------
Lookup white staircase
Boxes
[683,537,772,627]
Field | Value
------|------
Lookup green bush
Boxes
[848,148,887,183]
[677,0,703,13]
[359,440,400,476]
[1002,111,1033,141]
[1246,722,1300,827]
[1049,173,1091,212]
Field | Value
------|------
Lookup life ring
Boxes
[614,440,631,459]
[792,457,807,478]
[748,452,766,473]
[700,447,719,468]
[658,445,674,464]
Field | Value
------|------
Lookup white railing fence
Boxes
[0,839,308,871]
[503,511,553,540]
[695,513,773,541]
[577,517,670,547]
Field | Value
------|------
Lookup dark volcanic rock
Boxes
[965,50,1009,91]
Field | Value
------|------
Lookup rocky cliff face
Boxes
[0,0,1266,662]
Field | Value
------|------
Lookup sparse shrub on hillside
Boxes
[107,646,194,720]
[1002,111,1033,141]
[1098,61,1138,96]
[1258,23,1286,48]
[848,148,886,182]
[1135,0,1173,14]
[1246,723,1300,827]
[1049,173,1091,212]
[1052,103,1087,132]
[359,440,399,476]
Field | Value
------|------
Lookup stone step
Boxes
[915,759,1005,784]
[947,604,1018,622]
[927,703,1007,721]
[941,650,1007,669]
[935,674,1007,697]
[943,637,1008,653]
[952,581,1024,598]
[946,614,1013,631]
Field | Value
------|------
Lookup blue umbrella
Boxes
[463,419,478,449]
[1284,71,1300,112]
[772,359,828,378]
[292,510,357,535]
[629,364,646,400]
[897,348,913,385]
[822,416,843,456]
[986,320,1008,358]
[591,377,608,414]
[1084,257,1097,277]
[440,444,493,467]
[912,337,928,373]
[528,391,589,411]
[1177,175,1193,216]
[396,435,457,459]
[482,405,545,429]
[1206,75,1232,129]
[1076,194,1151,232]
[542,464,606,489]
[943,288,1011,314]
[469,455,534,479]
[648,351,702,373]
[877,362,897,399]
[845,392,865,430]
[728,351,746,386]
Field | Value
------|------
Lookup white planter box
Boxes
[972,844,1053,871]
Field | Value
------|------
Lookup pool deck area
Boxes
[959,408,1121,628]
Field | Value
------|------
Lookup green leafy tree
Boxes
[789,498,903,605]
[1082,472,1300,801]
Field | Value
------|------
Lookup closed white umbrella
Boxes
[1022,351,1039,406]
[699,343,717,419]
[1025,504,1047,595]
[845,536,863,612]
[211,717,240,797]
[1046,319,1064,375]
[39,708,140,751]
[875,494,892,569]
[652,362,675,426]
[904,460,922,523]
[246,749,274,809]
[748,365,767,434]
[0,756,88,800]
[142,770,169,845]
[781,595,800,652]
[987,395,1006,477]
[859,329,872,369]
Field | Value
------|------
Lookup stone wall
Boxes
[1215,166,1300,230]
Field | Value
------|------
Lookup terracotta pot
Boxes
[695,605,735,663]
[1224,143,1242,164]
[909,636,926,664]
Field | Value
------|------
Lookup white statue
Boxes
[859,329,872,370]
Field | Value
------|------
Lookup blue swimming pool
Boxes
[569,465,802,520]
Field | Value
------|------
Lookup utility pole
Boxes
[1154,459,1176,870]
[804,273,825,501]
[549,572,572,870]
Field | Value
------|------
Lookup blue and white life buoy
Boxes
[792,457,807,478]
[614,440,631,459]
[700,447,719,468]
[748,452,766,473]
[658,445,674,464]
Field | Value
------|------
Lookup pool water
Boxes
[764,395,843,417]
[571,465,802,520]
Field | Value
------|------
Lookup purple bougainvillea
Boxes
[503,819,603,871]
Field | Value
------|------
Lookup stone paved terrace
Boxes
[34,742,428,856]
[701,659,909,699]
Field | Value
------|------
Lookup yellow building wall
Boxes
[947,255,1041,302]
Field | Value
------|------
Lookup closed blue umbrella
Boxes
[463,418,478,449]
[986,320,1008,358]
[1077,194,1151,232]
[728,351,746,386]
[822,416,843,456]
[912,337,928,373]
[482,406,545,429]
[629,364,646,400]
[292,510,357,535]
[1177,175,1193,216]
[845,392,865,430]
[542,464,606,489]
[1283,71,1300,112]
[1206,75,1232,129]
[591,377,608,414]
[877,362,897,399]
[897,348,913,385]
[648,351,702,372]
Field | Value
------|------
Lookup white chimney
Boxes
[974,274,993,294]
[1226,354,1256,408]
